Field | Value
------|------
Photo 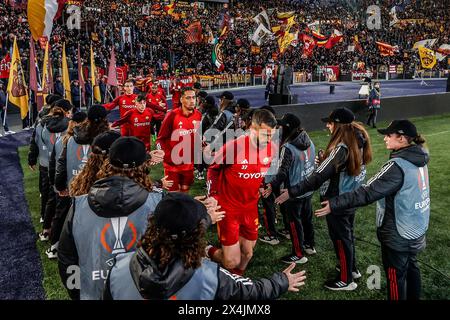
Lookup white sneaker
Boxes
[304,245,317,255]
[39,217,44,224]
[324,279,358,291]
[38,231,49,241]
[5,130,15,135]
[45,247,58,259]
[259,235,280,245]
[336,266,362,280]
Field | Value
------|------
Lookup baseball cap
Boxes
[217,91,234,100]
[88,105,108,122]
[108,136,149,169]
[321,107,355,124]
[92,131,121,155]
[377,120,418,138]
[204,96,216,106]
[53,99,73,112]
[71,111,87,123]
[277,113,301,130]
[153,192,209,238]
[236,98,250,109]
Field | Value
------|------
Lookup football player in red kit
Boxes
[206,109,278,276]
[103,79,137,136]
[111,95,154,151]
[146,82,168,136]
[170,77,184,109]
[156,87,202,192]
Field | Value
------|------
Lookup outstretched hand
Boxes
[282,263,306,292]
[149,149,164,165]
[315,201,331,217]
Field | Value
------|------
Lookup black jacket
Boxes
[55,80,64,97]
[270,130,312,190]
[55,125,94,192]
[104,243,289,301]
[58,176,151,300]
[288,130,367,214]
[205,105,236,144]
[45,115,69,185]
[328,145,429,252]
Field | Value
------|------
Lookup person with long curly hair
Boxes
[276,107,373,291]
[58,137,163,300]
[69,131,121,197]
[103,192,307,300]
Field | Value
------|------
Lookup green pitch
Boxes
[19,113,450,300]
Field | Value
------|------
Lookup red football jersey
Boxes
[207,135,274,212]
[112,108,154,151]
[103,94,137,118]
[170,82,184,108]
[156,107,202,172]
[146,92,167,121]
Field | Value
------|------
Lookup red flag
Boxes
[116,66,128,85]
[186,21,203,44]
[354,35,363,54]
[325,31,343,49]
[77,44,85,105]
[376,41,398,56]
[0,53,11,79]
[107,48,118,86]
[54,0,67,20]
[301,33,316,57]
[29,38,38,93]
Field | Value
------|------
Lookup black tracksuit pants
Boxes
[326,211,357,283]
[38,165,50,220]
[367,108,378,128]
[259,187,289,237]
[381,244,421,300]
[282,196,315,258]
[50,195,72,246]
[43,186,56,229]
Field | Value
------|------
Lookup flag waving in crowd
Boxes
[418,46,437,69]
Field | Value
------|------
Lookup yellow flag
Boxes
[278,32,295,54]
[418,46,436,69]
[90,45,101,103]
[7,37,29,119]
[42,41,50,103]
[62,42,72,103]
[285,15,296,33]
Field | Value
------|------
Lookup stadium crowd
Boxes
[0,0,449,81]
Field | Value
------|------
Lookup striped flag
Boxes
[90,45,101,103]
[212,38,224,71]
[27,0,59,41]
[62,42,71,103]
[107,47,118,87]
[376,41,398,56]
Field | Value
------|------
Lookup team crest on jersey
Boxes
[135,117,139,122]
[192,120,197,126]
[178,121,183,128]
[263,157,269,165]
[122,100,126,105]
[146,116,149,120]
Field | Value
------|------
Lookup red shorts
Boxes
[217,209,259,246]
[165,169,194,191]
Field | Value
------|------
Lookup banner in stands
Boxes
[293,72,308,83]
[352,70,374,81]
[0,53,11,79]
[320,66,340,79]
[389,65,397,73]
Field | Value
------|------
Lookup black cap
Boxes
[236,98,250,109]
[88,104,108,122]
[92,131,121,155]
[108,137,148,169]
[277,113,301,130]
[193,82,202,89]
[217,91,234,100]
[46,94,62,106]
[198,90,208,99]
[204,96,216,106]
[153,192,208,237]
[71,111,87,123]
[377,120,418,138]
[53,99,73,112]
[321,107,355,124]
